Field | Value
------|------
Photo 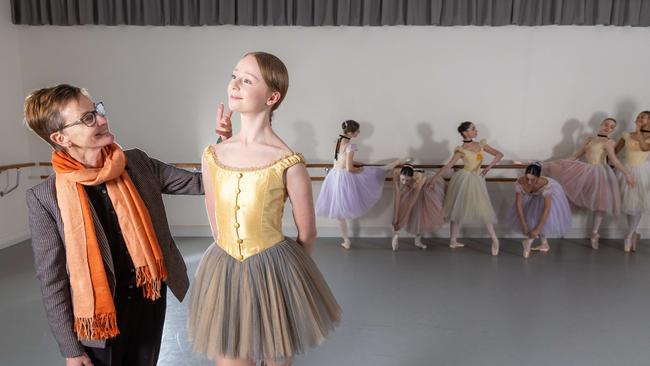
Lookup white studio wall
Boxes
[0,1,35,248]
[7,23,650,244]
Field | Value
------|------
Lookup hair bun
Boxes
[524,162,543,177]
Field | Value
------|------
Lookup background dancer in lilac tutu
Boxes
[544,118,634,249]
[614,111,650,252]
[430,121,503,256]
[509,163,572,258]
[315,120,409,249]
[390,165,446,251]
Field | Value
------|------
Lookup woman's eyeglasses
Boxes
[54,102,106,132]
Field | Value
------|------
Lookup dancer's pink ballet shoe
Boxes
[341,240,351,249]
[632,233,640,252]
[491,239,500,256]
[449,240,465,249]
[624,235,633,253]
[522,239,533,258]
[532,239,550,252]
[590,232,599,250]
[391,236,399,252]
[414,237,427,249]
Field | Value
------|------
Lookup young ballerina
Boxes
[614,111,650,252]
[188,52,341,366]
[509,163,572,258]
[430,121,503,256]
[544,118,635,249]
[390,164,446,251]
[315,120,409,249]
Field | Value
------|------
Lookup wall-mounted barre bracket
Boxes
[0,163,35,197]
[0,169,20,198]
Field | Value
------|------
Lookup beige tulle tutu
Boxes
[443,169,497,224]
[619,162,650,215]
[188,239,341,362]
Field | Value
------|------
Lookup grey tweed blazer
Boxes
[26,148,204,358]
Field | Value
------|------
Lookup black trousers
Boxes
[86,283,167,366]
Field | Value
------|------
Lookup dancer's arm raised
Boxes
[514,182,529,236]
[568,137,591,160]
[428,150,463,186]
[480,142,503,177]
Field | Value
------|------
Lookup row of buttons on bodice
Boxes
[234,172,244,260]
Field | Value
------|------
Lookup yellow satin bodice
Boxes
[584,139,607,165]
[204,147,305,261]
[622,132,650,166]
[455,139,486,172]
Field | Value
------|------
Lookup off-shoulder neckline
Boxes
[457,145,483,154]
[207,147,302,172]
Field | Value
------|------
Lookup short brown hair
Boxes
[24,84,88,149]
[245,52,289,120]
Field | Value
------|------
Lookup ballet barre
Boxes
[0,162,35,172]
[37,162,528,182]
[311,163,527,182]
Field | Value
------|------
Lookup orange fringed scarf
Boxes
[52,143,167,341]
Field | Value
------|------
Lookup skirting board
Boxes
[7,226,644,249]
[0,233,31,250]
[170,225,644,240]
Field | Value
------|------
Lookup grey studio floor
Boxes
[2,236,650,366]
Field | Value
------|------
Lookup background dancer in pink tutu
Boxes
[508,163,572,258]
[430,121,503,256]
[544,118,635,249]
[390,164,446,251]
[615,111,650,252]
[315,120,409,249]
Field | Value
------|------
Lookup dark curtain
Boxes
[11,0,650,26]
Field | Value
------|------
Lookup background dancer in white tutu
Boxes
[615,111,650,252]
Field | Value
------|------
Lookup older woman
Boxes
[24,84,227,366]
